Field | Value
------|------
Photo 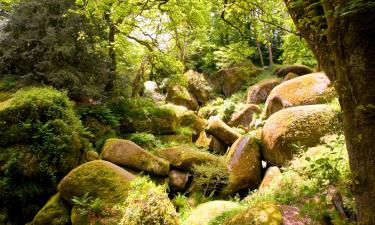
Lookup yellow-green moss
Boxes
[28,194,71,225]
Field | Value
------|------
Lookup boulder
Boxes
[169,170,189,190]
[155,146,222,172]
[228,104,261,128]
[166,85,199,110]
[186,70,213,105]
[223,136,261,195]
[246,78,281,104]
[275,65,314,77]
[101,139,170,176]
[28,194,71,225]
[282,72,299,82]
[265,72,336,117]
[259,166,282,191]
[223,201,283,225]
[179,111,207,139]
[207,118,241,146]
[195,131,228,154]
[262,105,338,165]
[57,160,135,205]
[143,81,166,102]
[185,201,240,225]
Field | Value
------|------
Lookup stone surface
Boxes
[275,65,314,77]
[228,104,261,128]
[195,131,228,155]
[179,111,207,139]
[185,201,240,225]
[259,166,282,191]
[223,136,261,195]
[262,105,338,165]
[169,170,189,190]
[102,139,170,176]
[155,145,222,172]
[207,118,241,146]
[166,85,199,110]
[186,70,213,105]
[246,78,281,104]
[264,73,336,117]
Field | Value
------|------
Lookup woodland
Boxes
[0,0,374,225]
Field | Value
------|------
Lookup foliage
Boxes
[0,0,111,100]
[0,87,91,224]
[191,162,229,196]
[72,192,105,217]
[128,132,160,150]
[280,33,317,67]
[118,176,179,225]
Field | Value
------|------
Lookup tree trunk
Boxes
[284,1,375,223]
[131,57,148,97]
[256,40,264,67]
[268,43,273,66]
[105,18,116,92]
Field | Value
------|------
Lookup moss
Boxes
[0,87,91,224]
[118,177,179,225]
[222,201,283,225]
[28,194,71,225]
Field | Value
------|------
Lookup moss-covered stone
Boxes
[275,64,314,77]
[228,104,261,129]
[222,136,261,195]
[28,194,71,225]
[0,87,91,224]
[57,160,135,206]
[282,72,299,82]
[155,145,222,172]
[264,73,337,117]
[186,70,213,105]
[207,118,241,146]
[185,201,240,225]
[166,85,199,110]
[246,78,281,104]
[223,201,283,225]
[179,111,207,139]
[195,131,228,155]
[101,139,170,175]
[262,105,338,165]
[259,167,282,191]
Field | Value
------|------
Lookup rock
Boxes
[283,72,299,82]
[275,65,314,77]
[166,85,199,110]
[169,170,189,190]
[155,146,222,172]
[280,205,312,225]
[57,160,135,205]
[207,118,241,146]
[83,150,99,162]
[143,81,166,102]
[195,131,228,154]
[179,111,207,139]
[228,104,261,128]
[28,194,71,225]
[246,78,281,104]
[159,134,192,144]
[185,201,240,225]
[259,166,282,191]
[223,201,283,225]
[262,105,338,165]
[223,136,261,195]
[102,139,170,176]
[265,73,336,117]
[186,70,213,105]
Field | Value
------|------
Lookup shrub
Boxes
[0,87,91,224]
[128,132,160,150]
[192,162,229,196]
[118,177,180,225]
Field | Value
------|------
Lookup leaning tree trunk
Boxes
[284,1,375,223]
[256,40,265,67]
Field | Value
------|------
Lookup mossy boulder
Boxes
[186,70,213,105]
[179,111,207,139]
[262,105,338,165]
[169,169,189,190]
[28,194,71,225]
[275,64,314,77]
[223,136,261,195]
[155,145,222,172]
[223,201,283,225]
[259,167,282,191]
[195,131,228,155]
[101,139,170,175]
[282,72,299,82]
[0,87,91,224]
[166,85,199,110]
[57,160,135,205]
[264,73,336,117]
[109,98,178,135]
[246,78,281,104]
[185,201,240,225]
[207,118,241,146]
[143,81,166,102]
[228,104,261,129]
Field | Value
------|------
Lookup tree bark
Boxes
[105,15,117,92]
[267,43,273,66]
[256,40,264,67]
[284,1,375,223]
[131,57,148,97]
